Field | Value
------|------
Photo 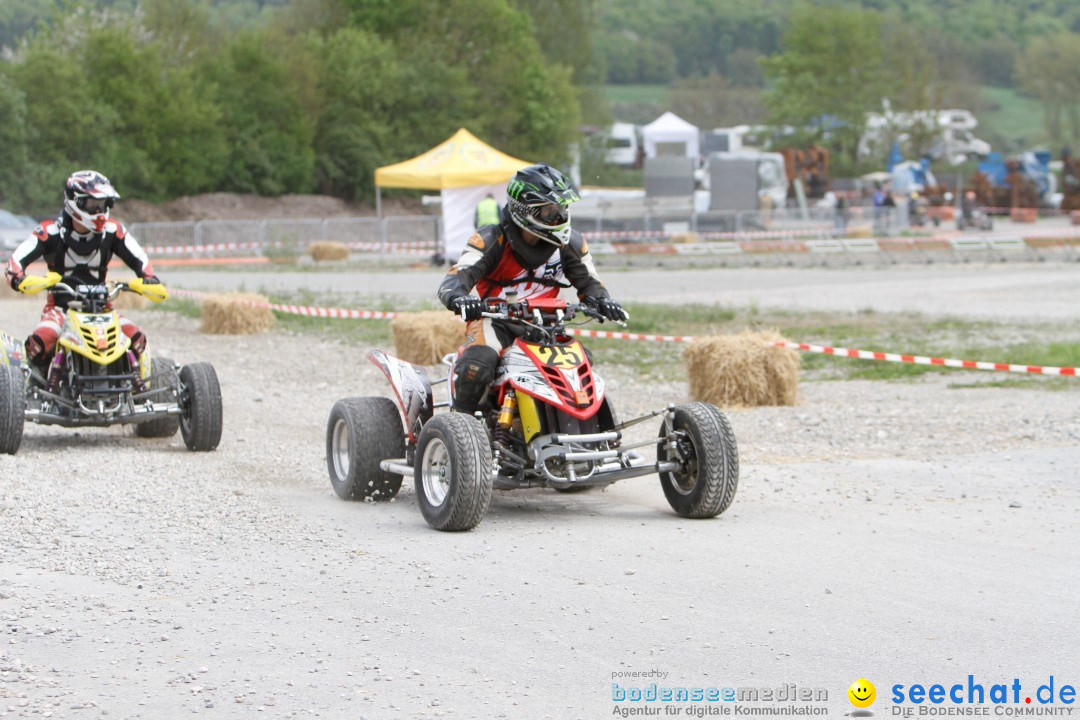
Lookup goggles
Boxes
[534,203,569,226]
[76,196,112,214]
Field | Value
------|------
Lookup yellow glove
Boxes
[128,277,169,303]
[17,272,62,295]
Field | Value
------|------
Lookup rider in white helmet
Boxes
[4,170,161,373]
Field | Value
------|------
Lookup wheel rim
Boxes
[668,430,699,496]
[331,418,350,480]
[421,437,451,507]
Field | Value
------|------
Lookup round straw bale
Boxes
[200,292,275,335]
[390,311,466,365]
[308,241,350,262]
[683,330,799,408]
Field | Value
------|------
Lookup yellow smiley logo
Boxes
[848,679,876,708]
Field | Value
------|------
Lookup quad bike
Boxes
[956,206,993,231]
[0,272,223,455]
[326,296,739,531]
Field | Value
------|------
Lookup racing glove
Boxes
[141,275,161,284]
[588,297,629,322]
[450,295,485,322]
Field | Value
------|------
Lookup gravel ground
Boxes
[0,296,1078,719]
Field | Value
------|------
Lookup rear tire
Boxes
[180,363,223,452]
[657,402,738,518]
[0,365,25,455]
[326,397,405,501]
[414,413,493,531]
[134,356,180,438]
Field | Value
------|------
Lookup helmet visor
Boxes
[535,203,569,226]
[77,196,111,214]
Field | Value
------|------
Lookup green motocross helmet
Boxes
[505,164,581,247]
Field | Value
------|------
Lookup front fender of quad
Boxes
[368,349,433,443]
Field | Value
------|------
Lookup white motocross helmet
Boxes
[64,170,120,233]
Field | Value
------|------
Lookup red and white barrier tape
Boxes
[169,289,1076,377]
[771,341,1077,377]
[566,328,698,343]
[171,288,400,319]
[146,241,265,255]
[145,240,436,256]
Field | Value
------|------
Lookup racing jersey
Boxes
[438,221,609,308]
[5,213,156,306]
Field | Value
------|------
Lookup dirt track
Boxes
[0,289,1078,718]
[167,262,1080,321]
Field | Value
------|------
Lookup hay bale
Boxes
[308,241,350,262]
[845,224,873,239]
[390,311,465,365]
[683,330,799,408]
[670,232,700,244]
[200,292,275,335]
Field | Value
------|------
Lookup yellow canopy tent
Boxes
[374,128,532,259]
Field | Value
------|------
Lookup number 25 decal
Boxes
[533,345,582,369]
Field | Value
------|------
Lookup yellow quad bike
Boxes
[0,272,222,455]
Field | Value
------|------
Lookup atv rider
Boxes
[4,170,160,374]
[437,164,628,414]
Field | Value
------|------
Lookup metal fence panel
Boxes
[129,221,196,250]
[264,219,325,248]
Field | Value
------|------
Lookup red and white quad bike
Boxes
[326,296,738,531]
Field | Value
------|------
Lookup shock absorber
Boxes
[494,390,516,447]
[46,351,65,394]
[129,350,146,393]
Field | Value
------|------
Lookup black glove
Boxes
[9,273,25,292]
[142,275,161,285]
[589,297,628,322]
[450,295,485,322]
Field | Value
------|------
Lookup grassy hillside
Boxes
[604,84,670,105]
[978,86,1050,153]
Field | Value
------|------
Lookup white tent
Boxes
[642,112,700,162]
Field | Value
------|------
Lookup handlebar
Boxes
[475,299,627,333]
[52,281,126,301]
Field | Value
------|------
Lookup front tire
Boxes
[180,363,223,452]
[326,397,405,501]
[657,402,739,518]
[0,365,25,455]
[134,356,180,438]
[414,413,493,531]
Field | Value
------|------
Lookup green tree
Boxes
[344,0,580,165]
[311,27,405,200]
[762,3,888,167]
[882,23,944,160]
[201,33,315,195]
[1016,32,1080,150]
[670,72,765,129]
[0,74,32,212]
